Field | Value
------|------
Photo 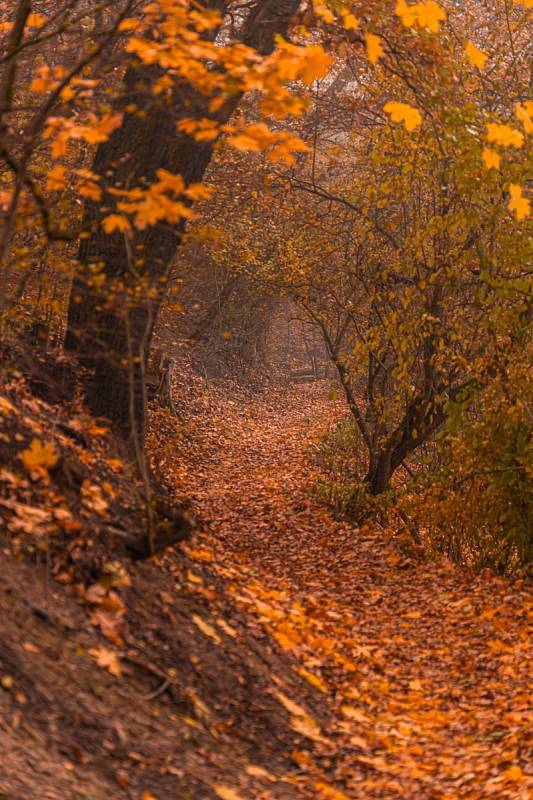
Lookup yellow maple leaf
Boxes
[313,3,335,23]
[342,11,359,30]
[366,33,384,65]
[228,133,263,152]
[486,122,524,148]
[20,439,59,471]
[82,112,123,144]
[156,169,185,193]
[76,178,102,202]
[384,101,422,131]
[299,44,333,85]
[268,137,310,166]
[508,184,530,221]
[396,0,417,27]
[416,1,446,32]
[118,18,141,32]
[102,214,131,234]
[482,148,500,170]
[46,165,67,192]
[466,41,487,70]
[396,1,445,32]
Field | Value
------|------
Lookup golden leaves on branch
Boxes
[43,113,123,158]
[465,41,487,70]
[486,123,524,149]
[227,123,310,166]
[481,148,500,170]
[384,101,422,132]
[341,11,359,31]
[365,33,384,65]
[101,169,211,233]
[102,215,131,234]
[27,13,47,27]
[508,184,530,221]
[46,165,67,192]
[395,1,446,33]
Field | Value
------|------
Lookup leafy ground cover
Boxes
[158,378,533,799]
[0,363,531,799]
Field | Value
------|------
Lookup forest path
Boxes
[179,382,531,799]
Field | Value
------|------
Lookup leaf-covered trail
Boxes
[177,383,532,799]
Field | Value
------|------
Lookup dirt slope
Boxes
[0,544,326,800]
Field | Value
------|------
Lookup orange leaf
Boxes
[20,439,59,471]
[466,41,487,69]
[365,33,383,65]
[89,646,122,677]
[102,214,131,234]
[508,184,530,221]
[482,148,500,170]
[384,101,422,132]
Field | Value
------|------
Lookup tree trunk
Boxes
[65,0,301,444]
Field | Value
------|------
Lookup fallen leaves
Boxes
[191,613,222,644]
[20,439,59,472]
[0,396,17,416]
[315,781,349,800]
[274,691,327,743]
[1,499,52,535]
[213,785,246,800]
[244,764,277,781]
[173,382,533,799]
[80,480,109,515]
[89,645,122,677]
[298,667,329,693]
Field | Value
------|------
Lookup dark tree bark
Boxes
[65,0,301,444]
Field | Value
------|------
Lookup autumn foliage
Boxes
[0,0,532,797]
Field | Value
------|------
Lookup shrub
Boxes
[401,377,532,575]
